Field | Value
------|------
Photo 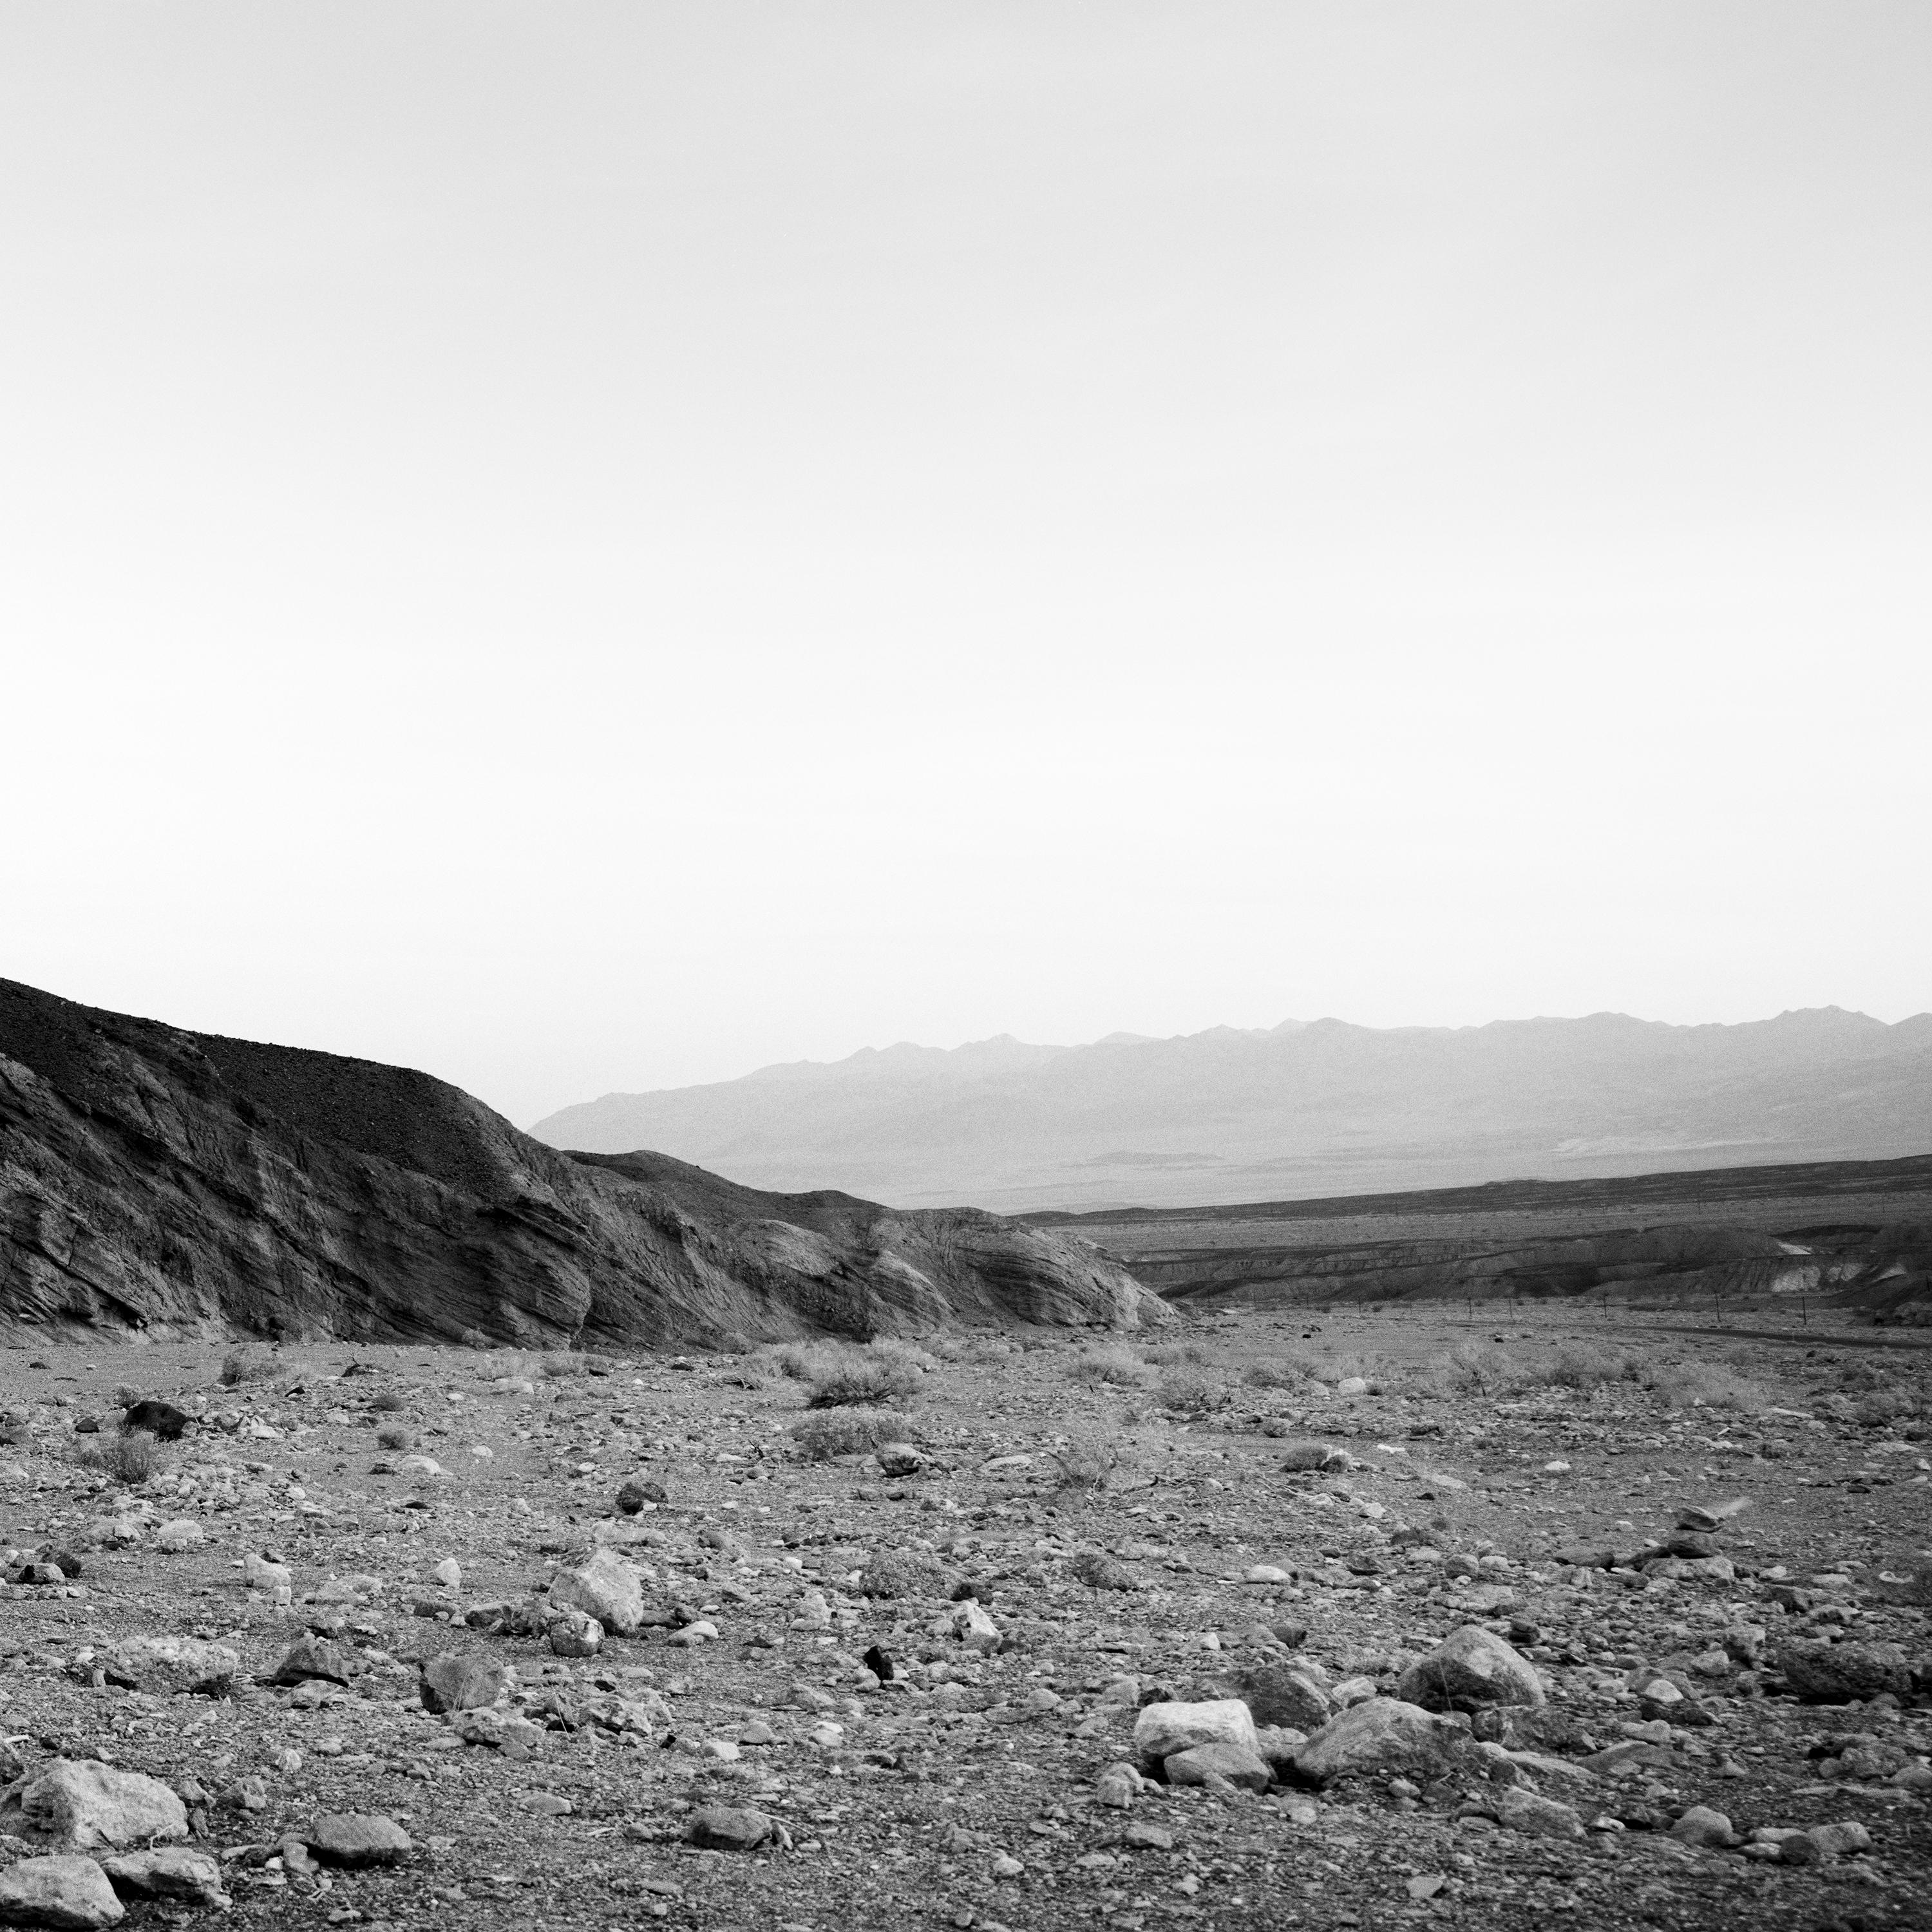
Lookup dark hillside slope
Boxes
[0,979,1158,1347]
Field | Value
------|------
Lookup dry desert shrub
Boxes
[1068,1345,1152,1388]
[376,1426,412,1451]
[90,1428,158,1486]
[1142,1342,1209,1367]
[792,1409,899,1461]
[1046,1438,1115,1492]
[867,1337,936,1374]
[808,1350,920,1408]
[1242,1354,1318,1390]
[1550,1345,1642,1390]
[768,1342,831,1382]
[1157,1366,1231,1415]
[1433,1341,1528,1399]
[219,1345,275,1388]
[1644,1360,1765,1412]
[369,1390,406,1414]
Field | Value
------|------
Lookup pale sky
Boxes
[3,2,1927,1128]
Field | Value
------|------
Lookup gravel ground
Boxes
[0,1308,1927,1932]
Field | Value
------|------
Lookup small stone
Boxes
[152,1519,203,1554]
[419,1653,509,1713]
[1493,1787,1585,1839]
[304,1814,413,1868]
[0,1855,125,1927]
[1776,1639,1912,1703]
[432,1557,462,1591]
[1670,1805,1736,1848]
[270,1631,358,1687]
[1164,1741,1273,1792]
[547,1548,647,1636]
[1133,1699,1260,1763]
[687,1805,774,1852]
[547,1609,603,1657]
[1808,1820,1873,1857]
[1121,1823,1174,1851]
[100,1636,238,1699]
[100,1848,227,1907]
[1242,1665,1331,1730]
[1397,1625,1544,1711]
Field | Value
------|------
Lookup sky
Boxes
[3,2,1927,1128]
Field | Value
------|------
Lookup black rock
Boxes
[862,1645,895,1682]
[122,1399,190,1441]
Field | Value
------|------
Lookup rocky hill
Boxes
[532,1009,1932,1212]
[0,979,1159,1347]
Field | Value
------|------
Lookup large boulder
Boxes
[0,1855,124,1928]
[547,1549,646,1637]
[1776,1640,1912,1703]
[303,1815,412,1869]
[1293,1698,1472,1785]
[1397,1625,1544,1711]
[1133,1700,1260,1766]
[6,1760,188,1850]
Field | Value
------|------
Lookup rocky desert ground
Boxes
[1,1307,1928,1932]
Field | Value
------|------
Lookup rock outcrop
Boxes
[0,978,1161,1347]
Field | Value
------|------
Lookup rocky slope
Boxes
[531,1009,1932,1213]
[0,978,1159,1347]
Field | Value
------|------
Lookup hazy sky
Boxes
[4,3,1927,1127]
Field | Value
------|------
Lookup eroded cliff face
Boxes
[0,980,1163,1346]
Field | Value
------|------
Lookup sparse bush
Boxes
[459,1327,493,1350]
[1434,1341,1526,1399]
[792,1410,899,1461]
[369,1391,406,1415]
[94,1429,158,1486]
[769,1343,830,1381]
[1643,1361,1765,1412]
[1069,1345,1152,1388]
[868,1338,936,1374]
[220,1346,274,1388]
[1046,1439,1115,1492]
[1549,1345,1639,1390]
[1157,1367,1230,1415]
[377,1426,411,1452]
[858,1548,950,1598]
[1243,1356,1316,1390]
[540,1352,591,1379]
[1853,1387,1921,1427]
[805,1347,919,1409]
[1143,1343,1209,1367]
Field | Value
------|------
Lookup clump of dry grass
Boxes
[1068,1345,1152,1388]
[369,1390,406,1415]
[376,1426,412,1452]
[792,1410,900,1460]
[1243,1353,1319,1390]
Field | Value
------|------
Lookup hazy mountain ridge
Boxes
[531,1008,1932,1213]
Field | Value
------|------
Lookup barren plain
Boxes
[2,1305,1928,1932]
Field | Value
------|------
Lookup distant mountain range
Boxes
[529,1009,1932,1213]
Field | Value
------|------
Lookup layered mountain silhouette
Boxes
[0,979,1159,1345]
[532,1009,1932,1213]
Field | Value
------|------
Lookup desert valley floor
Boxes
[1,1305,1927,1932]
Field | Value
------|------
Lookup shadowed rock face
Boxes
[0,978,1162,1347]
